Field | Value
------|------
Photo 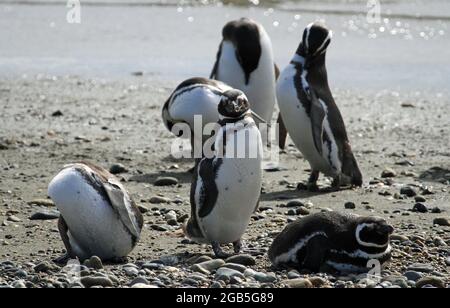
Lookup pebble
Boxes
[109,163,128,174]
[407,263,434,273]
[253,272,277,283]
[383,276,408,288]
[215,268,245,281]
[123,266,139,277]
[129,277,150,286]
[192,259,225,274]
[445,257,450,266]
[225,254,256,266]
[80,276,113,288]
[416,276,446,288]
[433,217,450,227]
[297,207,310,215]
[287,270,301,279]
[83,256,103,270]
[7,215,21,222]
[391,234,409,242]
[221,263,247,273]
[34,261,53,273]
[414,195,426,202]
[400,186,417,197]
[431,207,442,214]
[403,271,423,282]
[51,110,64,117]
[285,200,304,208]
[412,203,428,213]
[149,196,171,204]
[154,177,179,186]
[165,210,177,222]
[282,278,313,288]
[344,202,356,209]
[132,283,158,288]
[381,168,397,178]
[27,199,54,207]
[308,277,327,288]
[30,209,60,220]
[12,280,26,288]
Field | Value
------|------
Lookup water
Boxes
[0,0,449,93]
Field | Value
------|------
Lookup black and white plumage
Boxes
[162,77,234,156]
[183,90,263,258]
[276,22,362,190]
[268,212,394,273]
[48,162,143,262]
[210,18,277,126]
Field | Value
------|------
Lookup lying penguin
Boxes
[268,212,393,273]
[183,90,263,258]
[276,22,362,190]
[48,162,143,262]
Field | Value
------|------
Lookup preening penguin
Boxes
[184,90,263,258]
[162,77,234,159]
[268,212,394,273]
[211,18,277,126]
[276,22,362,190]
[48,162,143,262]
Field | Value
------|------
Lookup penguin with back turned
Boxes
[183,89,263,258]
[276,22,362,191]
[269,211,394,273]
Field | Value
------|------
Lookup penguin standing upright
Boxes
[183,90,263,258]
[276,22,363,190]
[48,162,143,262]
[268,212,394,273]
[211,18,278,128]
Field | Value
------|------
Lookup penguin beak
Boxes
[250,110,271,128]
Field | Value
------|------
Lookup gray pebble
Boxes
[215,268,245,281]
[221,263,247,273]
[344,202,356,209]
[412,203,428,213]
[407,263,434,273]
[80,276,113,288]
[154,177,178,186]
[400,186,417,197]
[433,217,450,227]
[225,254,256,266]
[30,209,60,220]
[403,271,423,282]
[109,163,128,174]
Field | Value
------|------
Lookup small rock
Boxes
[129,277,150,286]
[7,215,21,222]
[194,259,225,273]
[381,168,397,178]
[433,217,450,227]
[83,256,103,270]
[391,234,409,242]
[431,207,442,214]
[154,177,178,186]
[221,263,247,273]
[149,196,171,204]
[30,209,60,220]
[253,272,276,283]
[445,257,450,266]
[400,186,417,197]
[80,276,113,288]
[383,275,408,288]
[412,203,428,213]
[407,263,434,273]
[297,207,310,215]
[27,199,54,207]
[165,210,177,222]
[34,262,52,273]
[123,266,139,277]
[215,268,245,281]
[286,200,304,208]
[51,110,64,117]
[403,271,423,282]
[344,202,356,209]
[109,164,128,174]
[287,270,301,279]
[132,283,158,288]
[226,254,256,266]
[282,278,313,288]
[137,204,149,213]
[416,276,446,288]
[414,196,426,202]
[309,277,327,288]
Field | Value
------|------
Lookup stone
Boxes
[80,276,113,288]
[400,186,417,197]
[309,277,327,288]
[165,210,177,222]
[403,271,423,282]
[194,259,225,273]
[225,254,256,266]
[131,283,158,288]
[30,209,60,220]
[416,276,446,288]
[27,199,54,207]
[285,200,304,208]
[83,256,103,270]
[344,202,356,209]
[282,278,313,288]
[149,196,171,204]
[51,110,63,117]
[129,277,150,286]
[407,263,434,273]
[391,234,409,242]
[154,177,178,186]
[109,164,128,174]
[287,270,301,279]
[215,268,245,281]
[414,196,426,202]
[253,272,276,283]
[383,276,408,288]
[221,263,247,273]
[412,203,428,213]
[297,207,310,215]
[433,217,450,227]
[7,215,21,222]
[381,168,396,178]
[34,261,53,273]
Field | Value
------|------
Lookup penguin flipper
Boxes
[274,63,280,80]
[309,92,326,155]
[197,158,223,218]
[277,113,288,150]
[210,42,223,79]
[102,178,140,240]
[302,234,329,272]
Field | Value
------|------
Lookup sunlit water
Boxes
[0,0,449,93]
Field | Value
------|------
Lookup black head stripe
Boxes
[302,22,331,57]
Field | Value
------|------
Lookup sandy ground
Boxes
[0,75,449,287]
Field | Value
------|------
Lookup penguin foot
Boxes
[331,177,342,191]
[307,183,320,192]
[110,256,128,264]
[233,239,243,254]
[53,254,72,265]
[212,242,231,259]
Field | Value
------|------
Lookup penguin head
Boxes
[222,18,262,84]
[354,216,394,249]
[298,22,332,59]
[218,89,250,119]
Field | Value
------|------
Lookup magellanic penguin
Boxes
[276,22,363,190]
[183,90,263,258]
[48,162,143,262]
[268,212,394,273]
[210,18,278,126]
